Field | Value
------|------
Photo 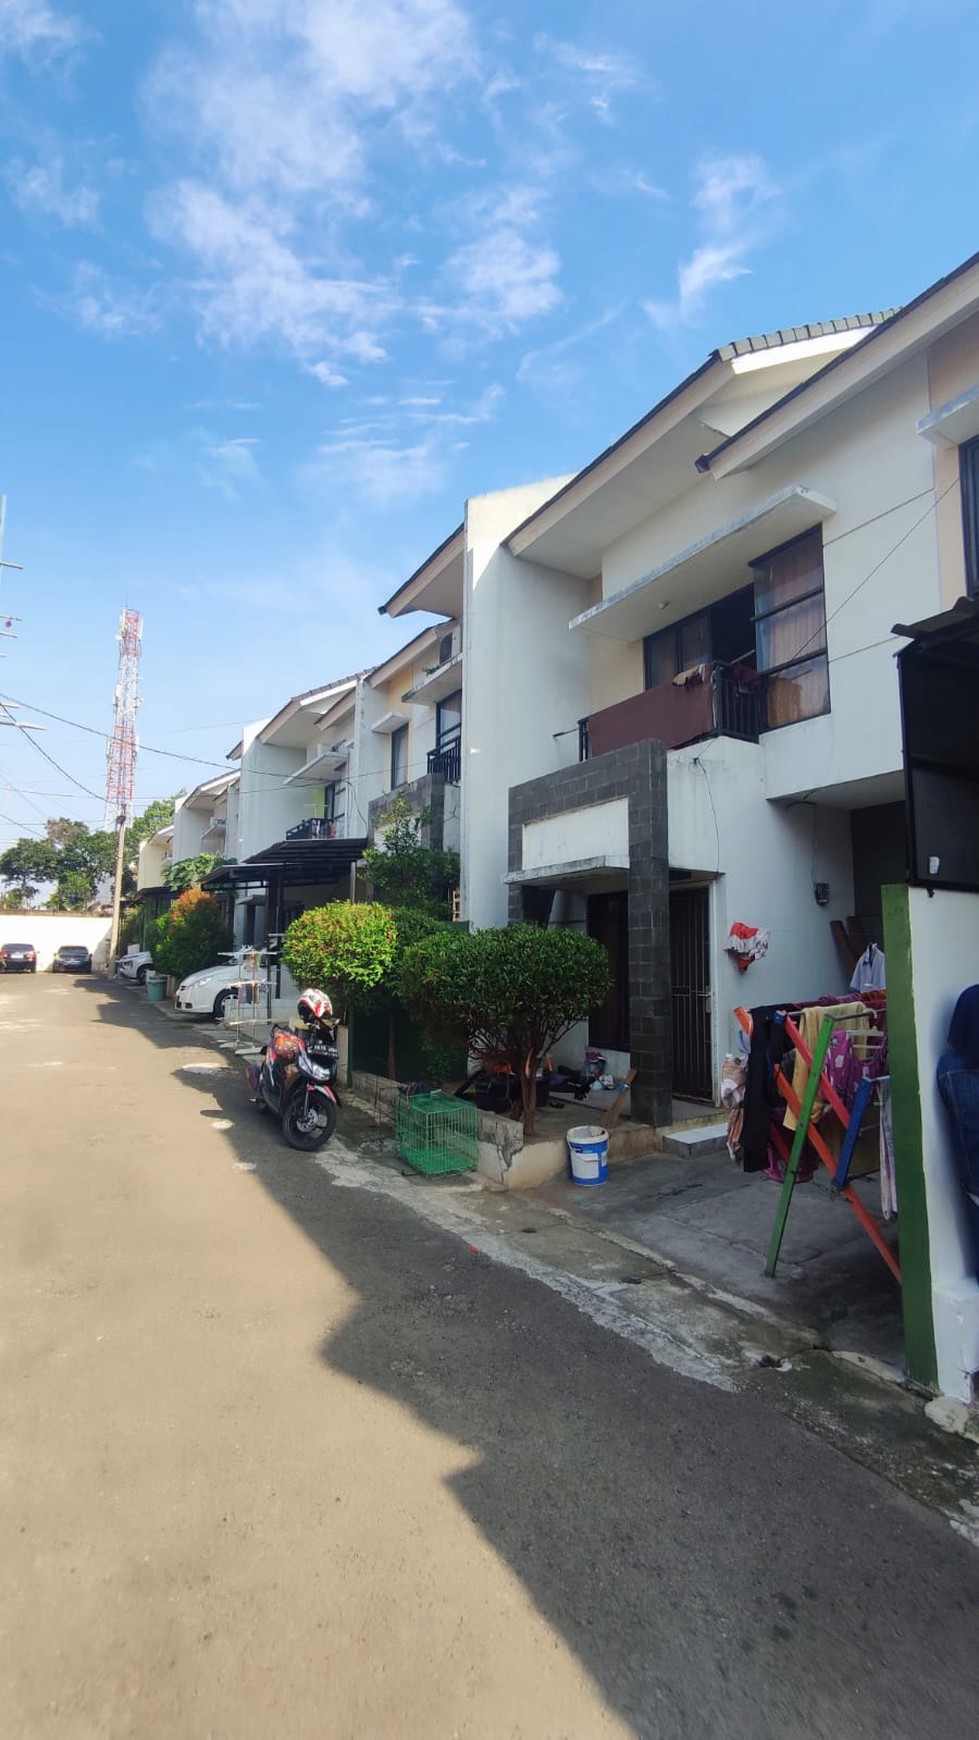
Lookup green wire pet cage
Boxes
[395,1092,478,1177]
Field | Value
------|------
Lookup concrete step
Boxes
[660,1120,730,1159]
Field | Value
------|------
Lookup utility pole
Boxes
[104,610,142,967]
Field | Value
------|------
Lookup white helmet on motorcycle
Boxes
[297,987,333,1025]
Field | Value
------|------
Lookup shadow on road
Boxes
[77,979,979,1736]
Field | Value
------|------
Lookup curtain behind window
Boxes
[754,531,829,727]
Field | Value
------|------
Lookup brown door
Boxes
[669,885,712,1099]
[587,892,630,1051]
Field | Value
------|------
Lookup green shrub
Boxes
[397,924,610,1133]
[281,901,396,1020]
[145,889,233,982]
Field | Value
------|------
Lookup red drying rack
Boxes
[735,1005,900,1283]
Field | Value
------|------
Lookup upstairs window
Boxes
[751,529,829,729]
[643,588,754,690]
[436,689,462,748]
[390,723,409,789]
[961,437,979,597]
[323,782,340,822]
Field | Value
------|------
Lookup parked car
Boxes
[174,949,272,1021]
[116,949,153,984]
[0,941,37,973]
[52,944,93,974]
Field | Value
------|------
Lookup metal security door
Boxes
[669,885,712,1100]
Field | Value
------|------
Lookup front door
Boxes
[669,884,712,1099]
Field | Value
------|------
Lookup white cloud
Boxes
[60,262,163,338]
[536,35,642,120]
[309,361,349,389]
[197,435,261,499]
[302,436,446,506]
[147,180,396,358]
[645,153,779,330]
[5,155,98,226]
[140,1,478,367]
[444,228,561,333]
[0,0,80,57]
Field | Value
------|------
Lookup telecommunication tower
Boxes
[104,609,142,828]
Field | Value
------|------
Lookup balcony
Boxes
[427,738,462,784]
[582,664,760,760]
[285,816,346,841]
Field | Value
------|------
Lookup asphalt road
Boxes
[2,974,978,1740]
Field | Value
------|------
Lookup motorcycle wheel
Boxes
[282,1089,336,1151]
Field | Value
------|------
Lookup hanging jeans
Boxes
[936,1052,979,1278]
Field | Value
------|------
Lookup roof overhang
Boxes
[379,525,464,619]
[699,251,979,479]
[401,651,463,705]
[569,485,836,643]
[368,625,441,688]
[893,595,979,659]
[260,679,359,749]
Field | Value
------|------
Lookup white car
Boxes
[174,949,272,1021]
[116,950,154,984]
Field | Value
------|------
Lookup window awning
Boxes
[503,854,630,888]
[203,836,367,890]
[283,746,349,785]
[917,383,979,447]
[569,484,836,643]
[402,651,463,705]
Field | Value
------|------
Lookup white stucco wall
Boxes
[522,799,629,871]
[0,913,112,970]
[171,798,209,864]
[894,887,979,1401]
[236,724,310,861]
[463,482,592,929]
[136,830,171,891]
[591,358,939,807]
[667,736,854,1070]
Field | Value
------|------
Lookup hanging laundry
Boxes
[850,943,886,992]
[720,1054,746,1162]
[725,922,771,974]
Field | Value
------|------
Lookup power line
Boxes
[0,702,103,802]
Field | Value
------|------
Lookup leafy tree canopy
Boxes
[145,888,233,982]
[362,798,459,918]
[281,901,396,1019]
[397,924,610,1133]
[162,853,230,893]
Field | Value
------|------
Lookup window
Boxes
[643,589,754,690]
[390,723,409,789]
[323,781,339,822]
[436,689,462,748]
[751,529,829,730]
[961,437,979,597]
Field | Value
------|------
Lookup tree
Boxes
[145,889,233,982]
[362,798,459,918]
[57,826,117,900]
[47,869,93,910]
[162,853,230,893]
[0,838,59,901]
[281,902,397,1022]
[397,924,611,1134]
[45,818,90,848]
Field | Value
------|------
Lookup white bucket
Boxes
[567,1124,609,1187]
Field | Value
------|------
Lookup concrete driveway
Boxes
[2,974,979,1739]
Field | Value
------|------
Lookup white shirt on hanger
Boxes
[851,943,886,993]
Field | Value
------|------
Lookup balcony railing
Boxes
[427,738,462,784]
[581,664,760,760]
[285,816,345,841]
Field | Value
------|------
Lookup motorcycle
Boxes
[245,987,340,1151]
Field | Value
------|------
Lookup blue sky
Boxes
[1,0,978,842]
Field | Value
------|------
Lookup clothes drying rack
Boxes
[734,1004,900,1284]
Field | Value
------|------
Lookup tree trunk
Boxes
[520,1052,538,1137]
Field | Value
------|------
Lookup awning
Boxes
[893,595,979,655]
[569,484,836,643]
[133,884,172,903]
[503,854,629,889]
[204,836,368,891]
[917,383,979,447]
[402,652,463,705]
[283,746,349,785]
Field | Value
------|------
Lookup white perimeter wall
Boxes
[896,887,979,1401]
[463,482,591,929]
[0,913,112,970]
[668,735,854,1075]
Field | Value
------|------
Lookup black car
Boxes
[0,941,38,973]
[53,944,93,975]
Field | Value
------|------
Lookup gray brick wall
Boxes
[507,740,671,1126]
[367,773,448,849]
